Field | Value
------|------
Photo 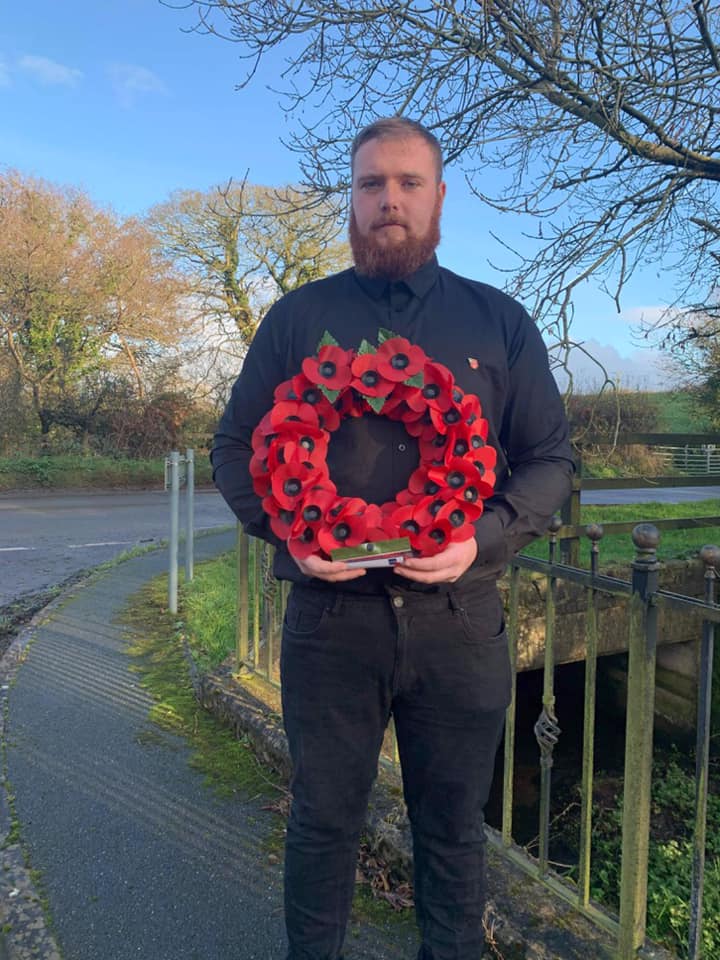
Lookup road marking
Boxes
[68,540,135,549]
[0,547,35,553]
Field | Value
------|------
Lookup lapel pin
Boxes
[467,357,479,370]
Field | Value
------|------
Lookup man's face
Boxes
[349,134,446,280]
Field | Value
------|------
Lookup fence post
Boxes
[688,544,720,957]
[618,523,660,958]
[236,523,249,671]
[168,450,180,614]
[560,447,582,565]
[185,448,195,583]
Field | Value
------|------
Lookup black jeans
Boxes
[280,582,511,960]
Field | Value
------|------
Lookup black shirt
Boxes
[211,256,574,591]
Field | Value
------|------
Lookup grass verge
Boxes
[121,574,279,800]
[0,454,213,492]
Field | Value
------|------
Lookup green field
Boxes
[0,454,213,492]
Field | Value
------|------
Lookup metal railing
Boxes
[233,521,720,958]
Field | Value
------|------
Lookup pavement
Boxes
[1,530,418,960]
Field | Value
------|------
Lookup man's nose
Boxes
[380,183,401,210]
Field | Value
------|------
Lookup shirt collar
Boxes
[353,255,439,301]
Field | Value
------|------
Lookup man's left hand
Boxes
[394,537,478,584]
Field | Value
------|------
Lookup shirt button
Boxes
[398,443,407,452]
[392,596,404,609]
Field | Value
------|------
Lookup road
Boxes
[1,486,718,606]
[0,489,236,606]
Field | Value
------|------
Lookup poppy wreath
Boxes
[250,328,497,561]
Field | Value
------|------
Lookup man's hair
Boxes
[350,117,444,182]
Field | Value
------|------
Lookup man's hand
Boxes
[293,552,367,583]
[394,537,477,585]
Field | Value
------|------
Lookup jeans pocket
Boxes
[284,589,332,638]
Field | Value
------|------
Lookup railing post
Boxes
[236,523,249,671]
[618,523,660,958]
[502,561,520,847]
[168,450,180,614]
[688,544,719,959]
[578,522,603,908]
[535,516,562,876]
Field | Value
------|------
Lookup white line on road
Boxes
[68,541,135,549]
[0,547,35,553]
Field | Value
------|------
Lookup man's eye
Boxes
[404,180,421,189]
[361,181,380,190]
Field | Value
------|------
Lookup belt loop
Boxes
[331,592,344,616]
[447,589,462,612]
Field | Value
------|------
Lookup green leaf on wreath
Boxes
[317,330,339,350]
[404,371,424,388]
[358,339,377,355]
[319,385,340,404]
[366,395,387,414]
[377,327,399,345]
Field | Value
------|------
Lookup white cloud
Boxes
[108,63,166,107]
[553,339,671,393]
[18,54,82,86]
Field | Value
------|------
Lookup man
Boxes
[212,117,574,960]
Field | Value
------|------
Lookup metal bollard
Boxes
[185,448,195,583]
[168,451,180,614]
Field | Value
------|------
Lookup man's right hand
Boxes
[293,552,367,583]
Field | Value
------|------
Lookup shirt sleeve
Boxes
[472,308,575,576]
[210,305,286,546]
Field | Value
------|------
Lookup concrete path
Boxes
[3,531,417,960]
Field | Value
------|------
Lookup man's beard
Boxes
[349,201,441,281]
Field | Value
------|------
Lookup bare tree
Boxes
[180,0,720,376]
[148,181,350,350]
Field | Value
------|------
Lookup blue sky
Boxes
[1,0,671,388]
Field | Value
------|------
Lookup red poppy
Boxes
[317,497,369,554]
[429,402,464,435]
[251,412,276,454]
[408,465,445,498]
[273,378,299,404]
[419,431,450,463]
[271,422,329,469]
[249,453,272,498]
[270,399,320,430]
[376,337,427,382]
[287,524,322,560]
[302,345,353,391]
[465,445,497,492]
[405,362,454,413]
[263,499,297,540]
[350,353,395,397]
[292,482,338,531]
[436,500,477,541]
[413,518,454,557]
[271,461,322,510]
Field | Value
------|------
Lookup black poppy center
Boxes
[453,440,468,456]
[319,361,336,379]
[333,523,351,541]
[448,471,465,489]
[302,388,321,404]
[424,481,440,495]
[471,436,484,449]
[303,505,322,522]
[429,499,444,517]
[443,409,461,425]
[463,487,479,503]
[283,478,302,496]
[390,353,409,370]
[300,437,315,452]
[361,370,379,387]
[453,388,463,403]
[449,509,465,528]
[422,383,440,399]
[432,435,447,448]
[300,527,315,543]
[429,528,446,543]
[280,510,295,524]
[401,520,420,534]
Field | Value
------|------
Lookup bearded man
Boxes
[212,117,574,960]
